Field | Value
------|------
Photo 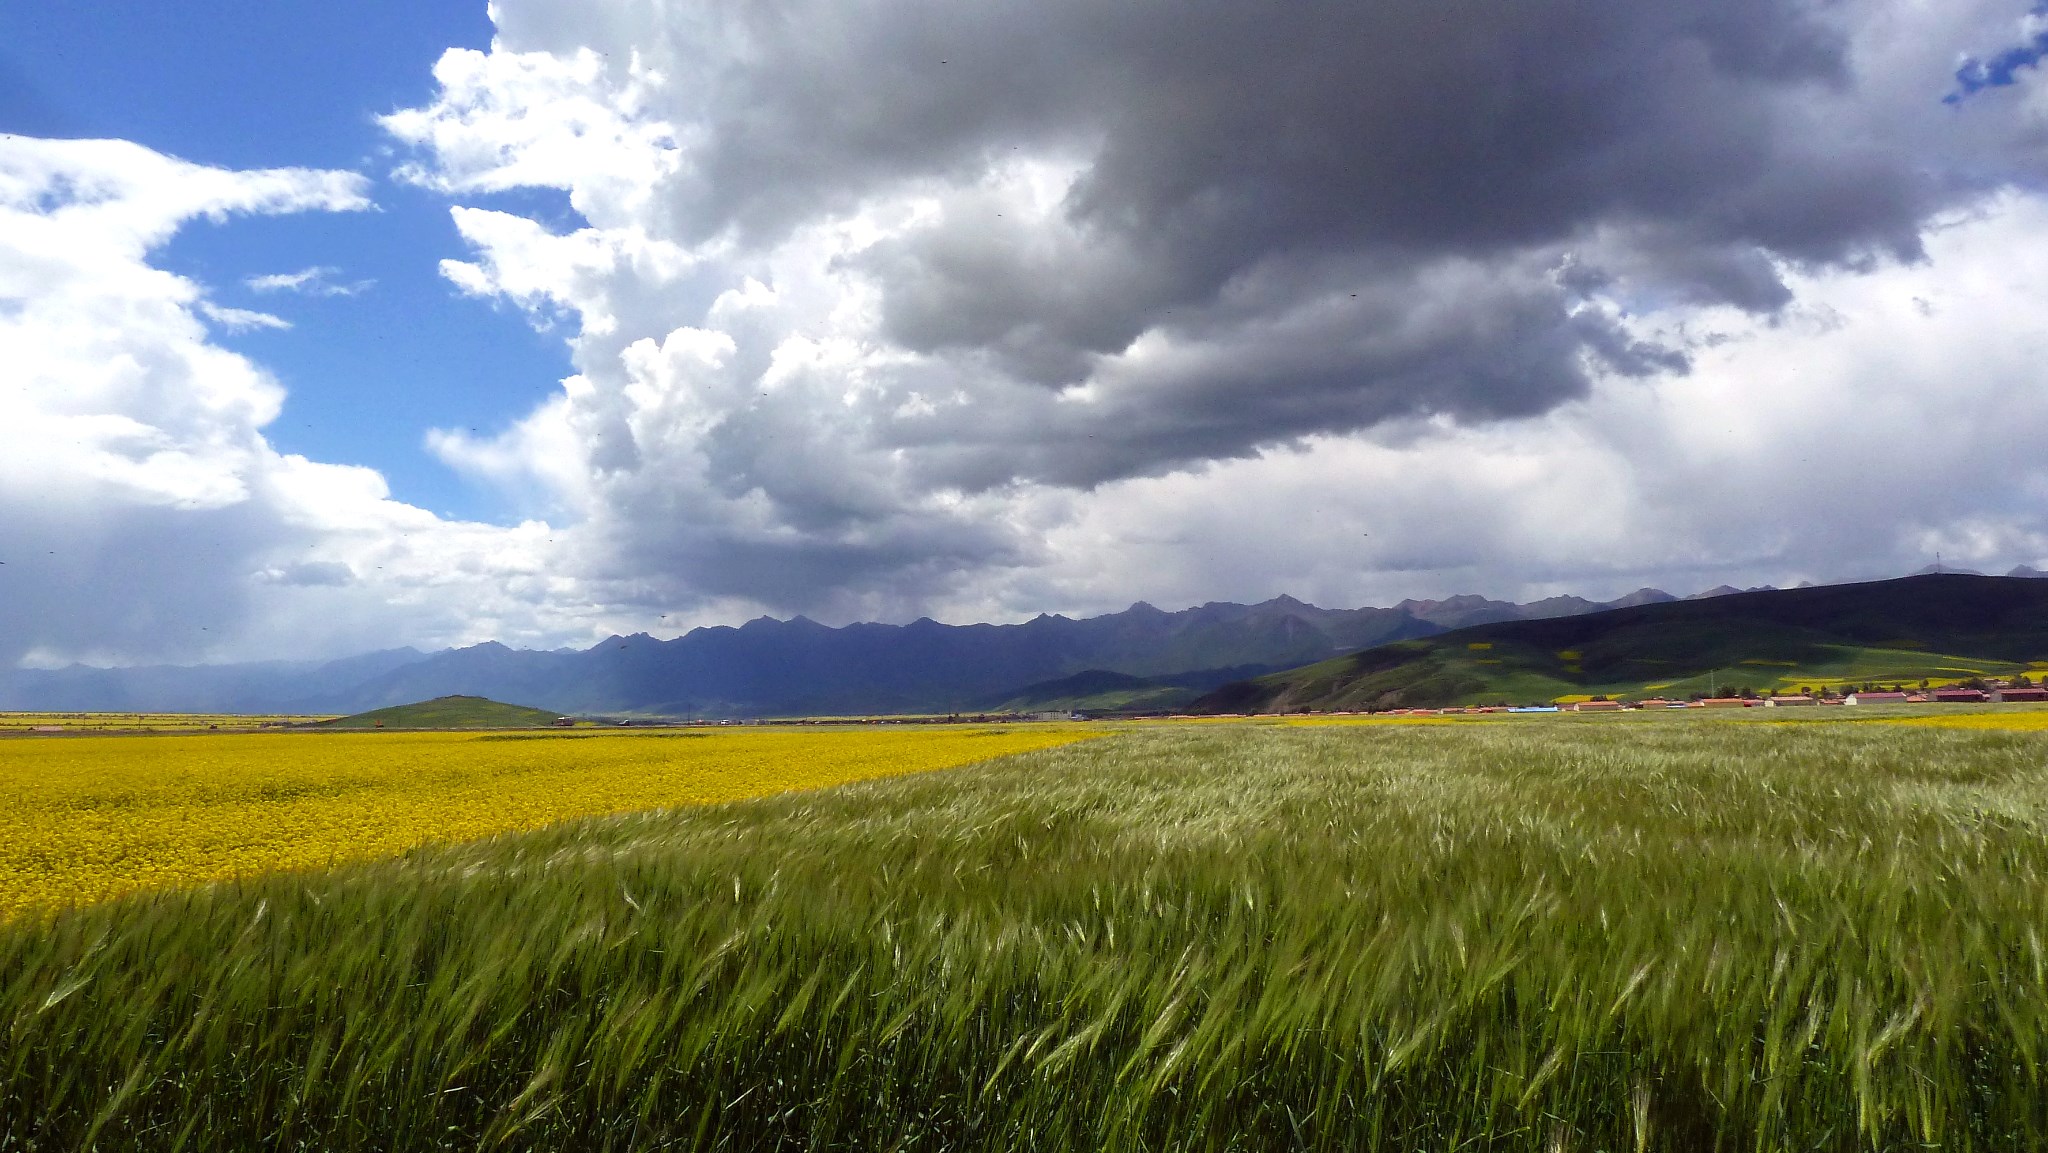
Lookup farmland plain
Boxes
[6,715,2048,1150]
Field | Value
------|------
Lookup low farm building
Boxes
[1994,687,2048,702]
[1764,696,1817,707]
[1700,698,1752,708]
[1571,700,1623,712]
[1931,688,1989,703]
[1845,692,1912,705]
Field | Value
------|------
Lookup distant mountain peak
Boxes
[1604,588,1676,609]
[1418,594,1498,611]
[1517,595,1601,620]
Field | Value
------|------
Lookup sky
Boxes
[5,0,2048,667]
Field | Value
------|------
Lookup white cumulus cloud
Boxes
[0,135,617,667]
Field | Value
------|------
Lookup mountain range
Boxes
[3,583,1717,717]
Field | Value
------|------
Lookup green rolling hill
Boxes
[322,695,567,730]
[987,664,1280,714]
[1192,574,2048,712]
[988,669,1192,713]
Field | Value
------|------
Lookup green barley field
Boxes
[7,716,2048,1150]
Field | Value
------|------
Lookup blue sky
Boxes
[0,1,566,521]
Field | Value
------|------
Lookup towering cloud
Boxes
[380,0,2048,624]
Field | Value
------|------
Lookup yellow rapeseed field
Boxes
[0,712,334,732]
[0,726,1096,919]
[1276,714,1462,726]
[1883,708,2048,732]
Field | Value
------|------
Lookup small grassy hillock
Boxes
[322,695,565,730]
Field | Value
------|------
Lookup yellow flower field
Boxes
[1277,714,1462,726]
[0,712,335,732]
[0,726,1097,919]
[1883,709,2048,732]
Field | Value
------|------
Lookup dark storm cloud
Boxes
[661,1,1927,260]
[881,251,1679,489]
[582,1,1884,252]
[403,0,2048,621]
[494,0,2017,486]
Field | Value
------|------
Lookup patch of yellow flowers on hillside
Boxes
[0,726,1095,920]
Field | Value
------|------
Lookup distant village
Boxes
[1315,676,2048,716]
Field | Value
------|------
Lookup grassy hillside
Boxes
[989,665,1276,714]
[322,694,566,729]
[1197,573,2048,711]
[990,669,1196,713]
[9,719,2048,1149]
